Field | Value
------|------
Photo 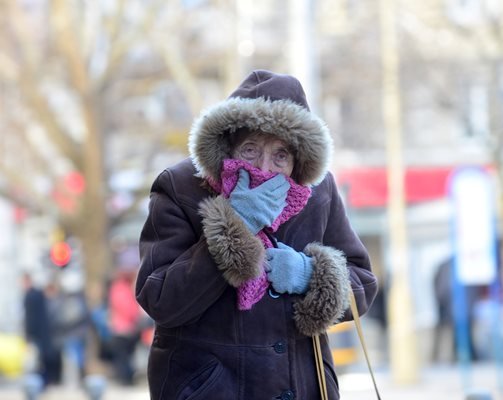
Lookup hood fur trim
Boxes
[199,195,264,287]
[294,243,350,336]
[188,97,333,186]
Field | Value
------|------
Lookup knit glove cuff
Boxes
[295,252,314,293]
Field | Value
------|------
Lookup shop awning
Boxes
[336,166,456,208]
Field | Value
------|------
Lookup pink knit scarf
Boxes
[207,159,312,310]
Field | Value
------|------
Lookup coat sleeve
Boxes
[198,195,265,287]
[293,173,378,336]
[135,169,229,327]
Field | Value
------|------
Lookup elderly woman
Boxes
[136,70,378,400]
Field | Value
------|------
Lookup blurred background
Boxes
[1,0,503,399]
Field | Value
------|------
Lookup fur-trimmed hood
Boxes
[188,70,333,186]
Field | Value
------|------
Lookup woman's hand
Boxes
[229,169,290,234]
[265,242,313,294]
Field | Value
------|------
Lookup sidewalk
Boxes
[340,363,503,400]
[1,363,502,400]
[0,383,148,400]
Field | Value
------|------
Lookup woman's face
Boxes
[231,132,294,177]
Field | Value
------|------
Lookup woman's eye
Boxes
[276,151,287,160]
[274,150,290,165]
[241,144,259,158]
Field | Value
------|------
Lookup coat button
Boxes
[280,390,294,400]
[273,341,286,354]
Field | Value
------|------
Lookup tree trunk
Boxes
[80,94,111,309]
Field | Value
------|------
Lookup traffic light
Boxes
[49,241,72,268]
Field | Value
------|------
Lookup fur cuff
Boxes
[293,243,350,336]
[199,196,264,287]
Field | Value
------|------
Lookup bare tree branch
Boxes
[103,0,127,50]
[154,39,203,117]
[17,76,83,168]
[96,0,169,90]
[51,0,90,93]
[0,165,57,213]
[149,0,203,117]
[3,2,82,168]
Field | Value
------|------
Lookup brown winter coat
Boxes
[136,70,378,400]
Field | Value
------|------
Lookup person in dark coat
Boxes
[22,273,62,387]
[49,284,91,382]
[136,70,378,400]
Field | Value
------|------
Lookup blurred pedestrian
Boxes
[109,248,142,385]
[22,273,62,387]
[43,282,65,384]
[432,257,484,362]
[90,278,114,363]
[136,70,378,399]
[50,279,91,384]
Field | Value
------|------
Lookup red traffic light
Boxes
[50,242,72,267]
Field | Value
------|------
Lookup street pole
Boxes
[379,0,419,384]
[287,0,319,112]
[222,0,241,95]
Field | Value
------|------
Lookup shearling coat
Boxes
[136,70,378,400]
